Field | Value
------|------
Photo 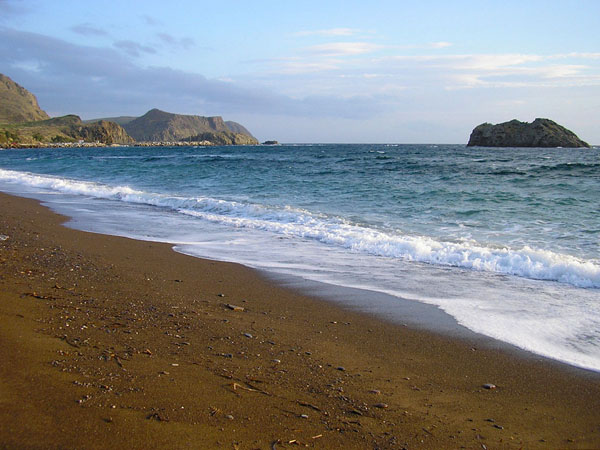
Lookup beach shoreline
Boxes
[1,191,599,449]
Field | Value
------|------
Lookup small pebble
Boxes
[374,403,389,409]
[243,333,253,339]
[225,414,234,420]
[336,366,345,371]
[368,389,381,395]
[272,359,281,364]
[493,424,504,430]
[300,414,309,419]
[482,383,497,390]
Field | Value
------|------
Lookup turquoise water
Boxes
[0,144,599,370]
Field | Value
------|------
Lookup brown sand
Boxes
[0,191,599,449]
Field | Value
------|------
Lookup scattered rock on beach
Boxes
[482,383,497,390]
[225,304,244,312]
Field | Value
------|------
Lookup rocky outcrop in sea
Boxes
[467,118,590,148]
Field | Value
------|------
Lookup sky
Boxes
[1,0,599,143]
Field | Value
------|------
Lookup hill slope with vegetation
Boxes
[0,74,50,123]
[122,108,258,144]
[0,73,259,147]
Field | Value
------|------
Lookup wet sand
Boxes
[0,191,599,449]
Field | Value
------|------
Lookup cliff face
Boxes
[0,73,259,147]
[123,109,258,144]
[67,120,135,144]
[0,74,50,123]
[1,115,134,146]
[186,130,259,145]
[124,109,224,141]
[224,120,255,138]
[467,119,590,148]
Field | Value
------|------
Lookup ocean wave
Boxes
[530,162,600,175]
[1,168,599,289]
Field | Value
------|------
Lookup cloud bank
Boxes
[1,21,598,143]
[0,27,386,122]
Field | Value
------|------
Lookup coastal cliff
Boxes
[0,74,134,146]
[1,113,134,146]
[67,119,135,145]
[1,73,260,147]
[0,74,50,123]
[467,118,590,148]
[123,109,258,145]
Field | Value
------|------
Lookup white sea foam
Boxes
[1,168,599,289]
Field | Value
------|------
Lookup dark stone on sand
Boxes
[467,118,590,148]
[225,303,244,312]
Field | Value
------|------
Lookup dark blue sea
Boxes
[0,144,598,370]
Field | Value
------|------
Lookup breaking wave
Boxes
[1,168,598,289]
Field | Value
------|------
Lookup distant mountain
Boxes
[67,117,135,144]
[84,116,137,126]
[1,114,134,146]
[122,108,258,144]
[467,118,590,148]
[184,130,259,146]
[0,73,260,147]
[0,74,50,123]
[224,120,255,138]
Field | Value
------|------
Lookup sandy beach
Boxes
[1,191,599,449]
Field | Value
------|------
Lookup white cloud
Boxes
[278,59,343,74]
[429,41,452,49]
[374,52,600,90]
[292,28,362,37]
[306,42,383,56]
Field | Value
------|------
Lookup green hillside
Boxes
[0,73,260,147]
[123,108,258,144]
[0,74,50,123]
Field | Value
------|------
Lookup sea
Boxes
[0,144,598,372]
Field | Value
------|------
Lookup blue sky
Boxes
[1,0,599,143]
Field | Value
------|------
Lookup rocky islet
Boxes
[467,118,590,148]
